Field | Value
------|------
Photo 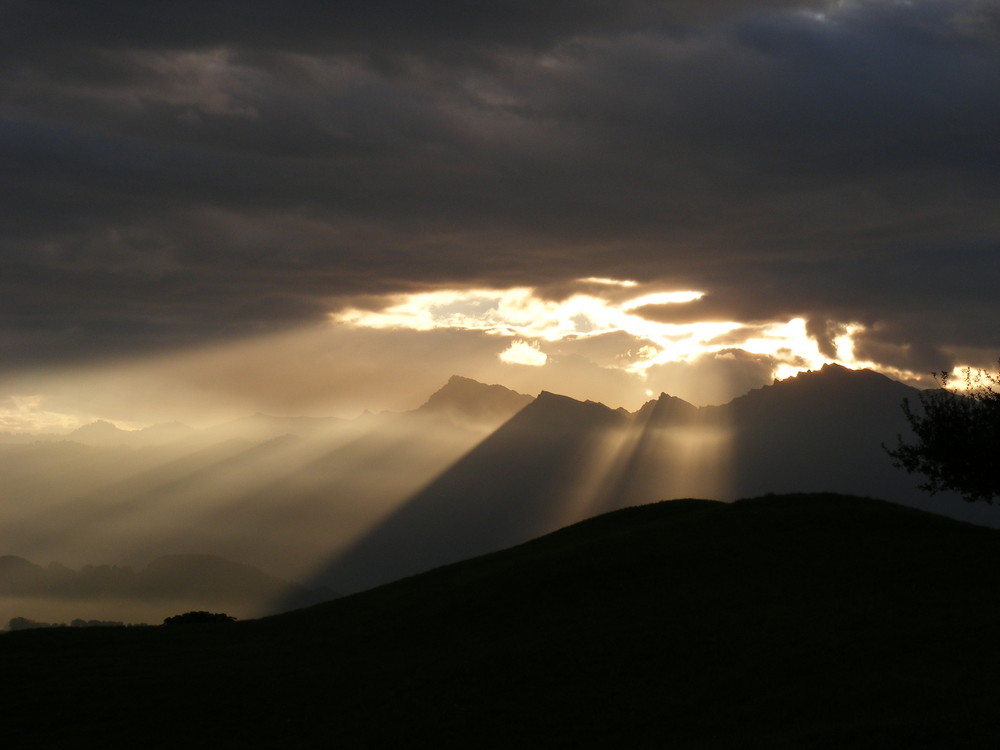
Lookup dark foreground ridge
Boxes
[5,493,1000,749]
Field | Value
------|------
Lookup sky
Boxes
[2,0,999,431]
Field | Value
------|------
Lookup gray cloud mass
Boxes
[2,0,998,375]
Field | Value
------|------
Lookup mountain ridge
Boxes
[307,364,969,594]
[416,375,533,429]
[0,552,333,620]
[7,365,999,621]
[10,364,914,446]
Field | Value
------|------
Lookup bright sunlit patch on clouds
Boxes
[333,284,711,350]
[500,339,548,366]
[331,280,871,379]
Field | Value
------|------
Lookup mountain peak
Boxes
[633,392,698,424]
[65,420,131,446]
[71,419,126,433]
[417,376,533,428]
[774,362,907,388]
[728,362,917,423]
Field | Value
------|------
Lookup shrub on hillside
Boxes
[162,611,236,626]
[886,363,1000,503]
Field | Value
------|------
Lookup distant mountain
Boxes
[65,420,132,446]
[58,413,353,449]
[201,413,353,443]
[130,421,199,447]
[0,431,54,444]
[8,368,1000,611]
[0,555,46,589]
[0,376,523,606]
[632,391,698,424]
[139,554,334,612]
[722,363,924,501]
[416,375,533,429]
[612,362,928,506]
[0,553,334,616]
[8,493,1000,747]
[311,365,995,594]
[197,381,519,584]
[33,376,527,449]
[316,390,630,593]
[0,421,197,448]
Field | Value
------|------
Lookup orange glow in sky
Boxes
[331,280,890,379]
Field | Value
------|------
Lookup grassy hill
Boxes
[5,493,1000,748]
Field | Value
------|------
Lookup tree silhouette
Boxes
[885,363,1000,503]
[162,611,235,626]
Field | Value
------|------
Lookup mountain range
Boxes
[0,553,332,623]
[307,364,995,593]
[3,366,998,625]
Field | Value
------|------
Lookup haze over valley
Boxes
[4,365,995,627]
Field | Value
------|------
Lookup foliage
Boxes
[8,617,60,631]
[162,611,235,626]
[885,363,1000,503]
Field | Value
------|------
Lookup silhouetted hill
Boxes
[6,493,1000,748]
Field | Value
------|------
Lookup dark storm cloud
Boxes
[1,0,998,372]
[3,1,815,64]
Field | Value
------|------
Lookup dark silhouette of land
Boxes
[5,493,1000,748]
[309,365,994,594]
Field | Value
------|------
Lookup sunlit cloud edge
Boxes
[328,281,919,383]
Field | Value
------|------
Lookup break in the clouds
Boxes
[2,0,999,410]
[331,281,864,380]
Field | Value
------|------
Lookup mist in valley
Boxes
[6,366,1000,629]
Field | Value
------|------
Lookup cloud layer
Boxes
[3,0,999,381]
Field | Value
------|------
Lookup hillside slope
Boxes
[5,493,1000,748]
